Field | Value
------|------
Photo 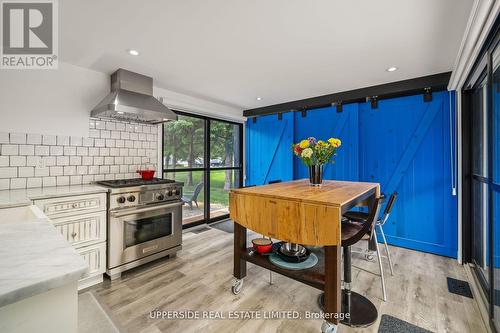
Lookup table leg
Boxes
[234,222,247,279]
[324,245,341,330]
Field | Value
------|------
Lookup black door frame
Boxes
[461,19,500,331]
[162,110,244,229]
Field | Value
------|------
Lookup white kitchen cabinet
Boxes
[34,192,107,290]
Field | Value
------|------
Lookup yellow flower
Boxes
[299,140,310,149]
[328,138,341,148]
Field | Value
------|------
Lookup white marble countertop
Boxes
[0,206,88,307]
[0,184,108,209]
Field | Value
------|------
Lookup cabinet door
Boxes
[245,113,294,185]
[51,211,106,248]
[34,193,106,218]
[77,242,106,278]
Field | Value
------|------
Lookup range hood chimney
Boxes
[91,69,177,124]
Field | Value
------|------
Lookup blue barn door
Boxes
[359,91,457,257]
[293,104,359,181]
[245,113,294,185]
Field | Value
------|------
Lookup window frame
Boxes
[162,110,244,228]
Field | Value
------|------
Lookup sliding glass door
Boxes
[163,112,243,227]
[464,26,500,329]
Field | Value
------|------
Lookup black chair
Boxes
[343,192,398,301]
[340,196,383,327]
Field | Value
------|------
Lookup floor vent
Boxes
[378,314,433,333]
[447,277,473,299]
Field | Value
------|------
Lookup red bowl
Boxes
[137,170,156,180]
[252,238,273,254]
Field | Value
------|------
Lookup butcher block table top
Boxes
[229,179,380,246]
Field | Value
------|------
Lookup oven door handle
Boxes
[110,201,183,218]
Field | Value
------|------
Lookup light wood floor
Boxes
[89,226,487,333]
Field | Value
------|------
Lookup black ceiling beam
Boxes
[244,72,451,118]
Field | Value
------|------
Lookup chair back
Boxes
[192,182,204,199]
[380,192,398,225]
[344,197,383,247]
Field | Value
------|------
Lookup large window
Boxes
[163,112,243,227]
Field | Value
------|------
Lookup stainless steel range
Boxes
[96,178,183,280]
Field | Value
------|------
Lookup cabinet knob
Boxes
[71,232,77,239]
[72,203,78,208]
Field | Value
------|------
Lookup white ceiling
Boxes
[60,0,473,111]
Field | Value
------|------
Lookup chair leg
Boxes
[373,232,387,302]
[378,225,394,276]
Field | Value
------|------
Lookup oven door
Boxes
[108,201,182,269]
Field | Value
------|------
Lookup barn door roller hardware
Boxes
[367,96,378,109]
[423,87,432,102]
[301,109,307,118]
[252,117,257,123]
[278,112,283,120]
[332,101,343,113]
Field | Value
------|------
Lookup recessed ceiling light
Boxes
[256,97,263,101]
[128,49,139,56]
[386,66,398,72]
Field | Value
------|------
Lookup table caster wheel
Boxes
[365,252,375,261]
[321,321,338,333]
[232,279,243,295]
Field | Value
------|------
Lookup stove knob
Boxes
[127,195,136,202]
[167,190,173,196]
[175,189,181,195]
[156,194,165,201]
[117,196,126,204]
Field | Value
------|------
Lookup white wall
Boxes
[0,62,243,138]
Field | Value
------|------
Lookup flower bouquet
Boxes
[292,137,341,186]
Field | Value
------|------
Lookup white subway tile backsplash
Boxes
[35,167,49,177]
[63,166,76,176]
[50,146,63,156]
[93,156,104,165]
[95,121,105,130]
[0,167,17,178]
[50,166,63,176]
[104,156,114,165]
[56,156,69,166]
[0,133,9,144]
[82,137,94,147]
[19,145,34,156]
[0,156,9,167]
[2,144,19,155]
[70,156,82,165]
[27,177,42,188]
[42,156,56,167]
[70,175,82,185]
[70,136,83,146]
[10,133,26,144]
[56,176,70,186]
[101,130,111,139]
[42,177,56,187]
[0,179,9,190]
[82,156,93,166]
[10,156,26,167]
[10,178,26,189]
[0,119,159,189]
[27,134,42,145]
[35,145,50,156]
[76,147,88,156]
[57,135,70,146]
[42,135,57,146]
[94,139,105,147]
[18,167,34,178]
[63,146,76,156]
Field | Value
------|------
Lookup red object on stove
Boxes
[137,169,156,180]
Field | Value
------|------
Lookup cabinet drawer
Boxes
[78,242,106,278]
[34,193,106,218]
[51,211,106,247]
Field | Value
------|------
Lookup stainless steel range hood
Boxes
[91,69,177,124]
